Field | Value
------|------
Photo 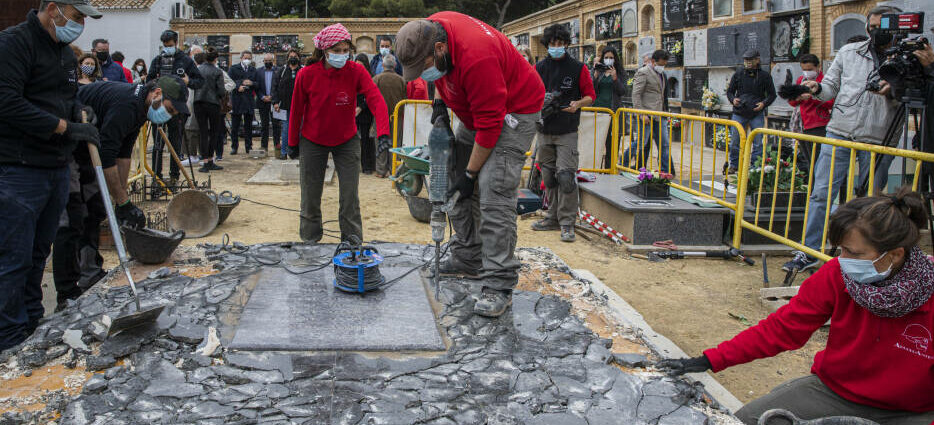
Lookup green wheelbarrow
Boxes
[389,145,429,197]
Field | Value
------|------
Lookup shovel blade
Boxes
[107,305,166,336]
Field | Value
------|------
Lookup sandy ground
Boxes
[42,152,826,406]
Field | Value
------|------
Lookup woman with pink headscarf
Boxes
[287,24,391,243]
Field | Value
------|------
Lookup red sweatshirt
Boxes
[430,11,545,148]
[407,78,428,100]
[704,258,934,413]
[288,60,390,147]
[787,73,834,130]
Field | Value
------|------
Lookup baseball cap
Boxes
[156,76,189,115]
[396,20,438,82]
[54,0,102,19]
[742,49,760,59]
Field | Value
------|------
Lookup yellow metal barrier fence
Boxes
[735,128,934,260]
[614,108,748,211]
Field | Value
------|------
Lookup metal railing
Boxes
[734,128,934,260]
[614,108,748,211]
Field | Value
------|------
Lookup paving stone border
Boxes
[0,243,740,424]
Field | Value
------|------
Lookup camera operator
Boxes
[146,30,203,188]
[529,24,595,243]
[783,5,904,273]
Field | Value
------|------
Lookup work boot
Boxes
[434,259,479,278]
[473,287,512,317]
[560,225,575,242]
[531,218,560,231]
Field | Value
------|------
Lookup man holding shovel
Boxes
[52,76,188,308]
[0,0,103,351]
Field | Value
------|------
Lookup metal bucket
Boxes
[207,190,241,225]
[166,190,219,238]
[405,195,431,223]
[122,227,185,264]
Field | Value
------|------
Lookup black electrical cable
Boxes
[332,237,387,291]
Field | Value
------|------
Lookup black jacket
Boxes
[194,63,225,106]
[147,50,204,90]
[228,63,257,115]
[536,56,585,135]
[726,66,776,118]
[272,65,302,111]
[0,10,80,168]
[76,81,150,168]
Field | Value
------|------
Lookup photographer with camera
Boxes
[529,24,595,243]
[783,6,905,273]
[146,29,203,188]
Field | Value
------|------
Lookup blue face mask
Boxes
[53,6,84,44]
[147,99,173,124]
[548,46,566,59]
[421,66,446,82]
[163,46,177,56]
[839,251,892,285]
[379,47,391,56]
[327,52,349,69]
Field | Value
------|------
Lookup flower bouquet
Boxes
[627,77,635,86]
[746,148,809,210]
[637,168,673,199]
[791,19,809,57]
[670,40,683,55]
[701,86,720,111]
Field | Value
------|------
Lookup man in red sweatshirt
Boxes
[659,190,934,424]
[396,12,545,317]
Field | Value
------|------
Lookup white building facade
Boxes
[76,0,193,67]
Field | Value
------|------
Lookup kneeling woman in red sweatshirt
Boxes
[287,24,391,242]
[662,188,934,425]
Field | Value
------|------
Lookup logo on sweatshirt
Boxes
[561,76,574,90]
[895,324,933,360]
[336,91,350,106]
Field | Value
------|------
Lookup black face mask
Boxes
[264,62,273,69]
[870,28,893,50]
[96,51,109,62]
[288,57,299,66]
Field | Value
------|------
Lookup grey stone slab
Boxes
[230,267,443,351]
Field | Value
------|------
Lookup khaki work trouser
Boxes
[536,132,579,227]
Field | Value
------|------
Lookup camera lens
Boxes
[176,68,185,76]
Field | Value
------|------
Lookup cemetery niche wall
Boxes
[707,21,771,66]
[682,29,707,67]
[596,9,622,40]
[622,1,638,36]
[683,68,709,109]
[771,12,809,62]
[662,0,708,31]
[662,32,684,67]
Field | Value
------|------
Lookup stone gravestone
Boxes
[683,0,708,28]
[771,12,809,62]
[708,21,771,66]
[769,62,802,116]
[683,29,707,67]
[662,0,684,31]
[683,68,709,108]
[638,36,656,65]
[662,32,684,67]
[622,1,638,36]
[707,68,736,113]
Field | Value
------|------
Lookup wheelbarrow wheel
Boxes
[394,164,424,197]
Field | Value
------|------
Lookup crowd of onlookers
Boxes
[70,34,431,179]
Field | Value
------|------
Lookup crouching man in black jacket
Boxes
[52,77,188,309]
[0,0,103,351]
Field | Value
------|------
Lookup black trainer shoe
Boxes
[208,162,224,171]
[782,251,820,272]
[473,288,512,317]
[560,225,576,242]
[198,164,211,173]
[531,219,560,231]
[230,149,238,155]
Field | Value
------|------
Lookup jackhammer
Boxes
[428,100,456,300]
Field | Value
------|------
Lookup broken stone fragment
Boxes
[62,329,90,353]
[169,319,207,344]
[143,380,205,398]
[613,353,649,369]
[83,374,108,393]
[148,267,172,280]
[86,355,117,371]
[195,327,221,357]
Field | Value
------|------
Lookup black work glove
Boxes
[446,170,477,201]
[655,355,712,376]
[74,105,98,126]
[288,144,300,160]
[115,201,146,229]
[430,98,449,125]
[64,122,101,149]
[377,135,392,156]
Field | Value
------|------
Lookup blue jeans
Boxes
[622,117,671,173]
[280,113,290,157]
[802,131,894,252]
[729,113,765,170]
[0,165,69,350]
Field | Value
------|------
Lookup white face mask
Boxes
[801,70,818,80]
[242,58,252,66]
[603,58,614,66]
[654,65,665,73]
[136,65,144,72]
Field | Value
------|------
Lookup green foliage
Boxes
[747,148,808,192]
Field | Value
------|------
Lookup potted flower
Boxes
[746,148,809,211]
[637,168,673,200]
[701,86,720,111]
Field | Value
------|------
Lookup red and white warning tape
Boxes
[578,210,632,245]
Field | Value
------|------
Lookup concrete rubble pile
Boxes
[0,243,738,425]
